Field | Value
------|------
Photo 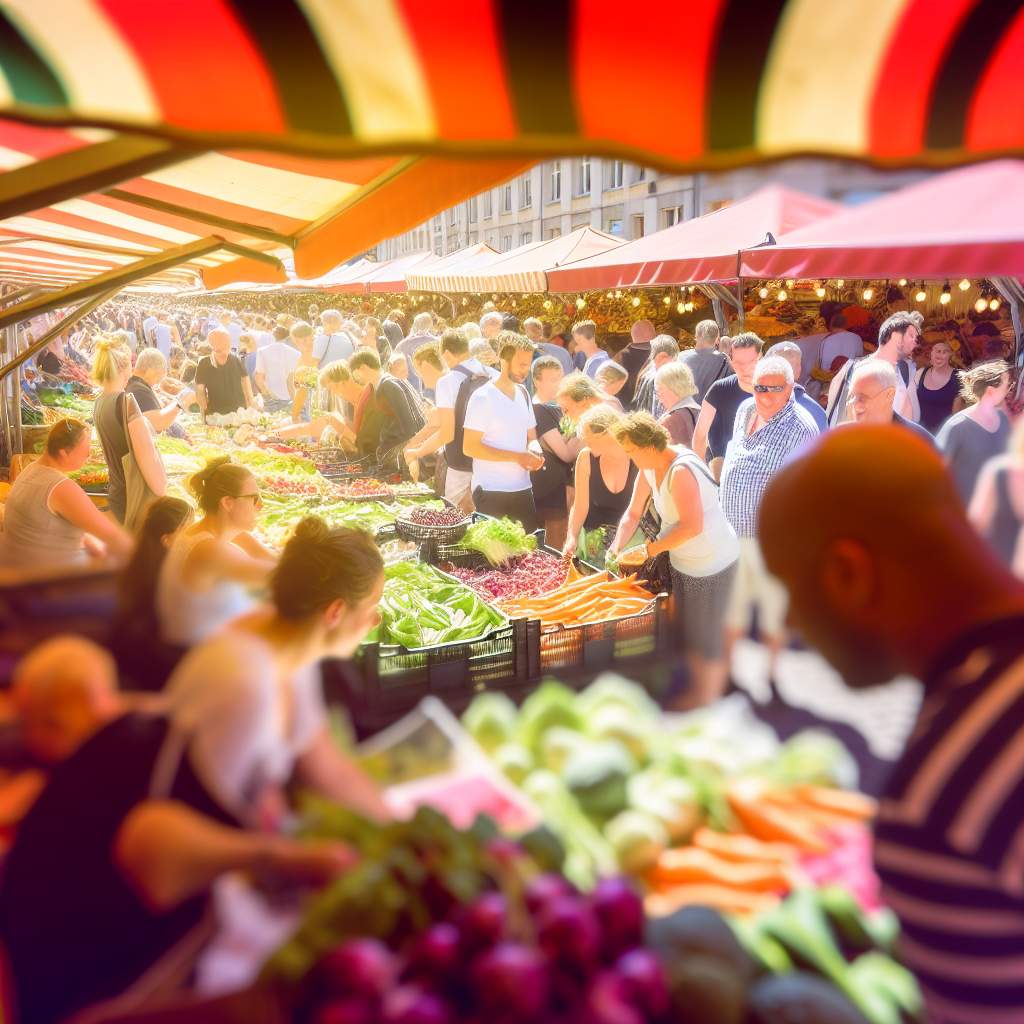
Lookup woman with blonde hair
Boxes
[610,412,738,706]
[563,404,637,560]
[0,418,132,569]
[655,362,701,447]
[157,457,277,647]
[91,336,166,525]
[556,371,608,422]
[970,416,1024,574]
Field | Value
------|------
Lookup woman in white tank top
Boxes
[609,413,739,707]
[157,457,277,647]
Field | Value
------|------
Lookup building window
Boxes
[519,175,532,209]
[631,214,645,237]
[606,218,623,235]
[520,230,532,245]
[662,206,682,228]
[468,197,478,224]
[468,231,478,245]
[549,162,561,202]
[434,240,443,256]
[483,191,493,219]
[447,237,459,253]
[606,160,624,190]
[501,183,513,213]
[575,157,591,196]
[633,166,646,183]
[547,226,561,239]
[500,232,513,252]
[432,215,441,231]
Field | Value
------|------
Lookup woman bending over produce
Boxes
[156,457,277,647]
[610,413,739,707]
[563,405,637,561]
[556,370,611,424]
[0,418,132,571]
[0,519,387,1024]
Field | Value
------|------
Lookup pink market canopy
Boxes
[548,186,840,291]
[739,160,1024,280]
[405,243,503,293]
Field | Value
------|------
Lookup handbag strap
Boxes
[119,391,138,457]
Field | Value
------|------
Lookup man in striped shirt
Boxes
[759,425,1024,1024]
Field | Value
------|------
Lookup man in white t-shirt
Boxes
[573,319,609,379]
[255,329,301,413]
[404,328,498,512]
[463,334,545,533]
[254,315,275,349]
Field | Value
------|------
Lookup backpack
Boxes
[446,365,492,472]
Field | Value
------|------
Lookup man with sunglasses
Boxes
[720,353,820,683]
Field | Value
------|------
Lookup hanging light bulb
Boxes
[975,297,989,313]
[492,294,498,302]
[576,297,586,309]
[758,286,769,299]
[836,279,845,288]
[605,292,613,300]
[663,295,671,305]
[815,284,826,298]
[632,296,641,307]
[940,281,952,305]
[686,301,696,312]
[543,299,553,311]
[786,279,795,289]
[915,288,927,302]
[990,298,1001,311]
[462,297,468,306]
[897,278,907,287]
[777,289,788,301]
[676,301,685,314]
[958,278,971,291]
[614,290,622,299]
[863,287,874,301]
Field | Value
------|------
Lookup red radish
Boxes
[459,891,507,951]
[537,897,601,972]
[471,942,550,1017]
[615,949,671,1018]
[590,878,645,960]
[317,938,398,999]
[406,922,461,979]
[525,873,576,917]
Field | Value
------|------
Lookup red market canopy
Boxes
[405,243,502,293]
[739,160,1024,280]
[1,1,1021,173]
[455,226,624,293]
[548,186,840,292]
[364,251,439,294]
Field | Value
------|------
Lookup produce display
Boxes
[399,505,468,527]
[70,464,108,487]
[260,474,324,497]
[366,562,507,649]
[498,570,656,627]
[443,551,569,603]
[336,478,394,500]
[461,517,537,566]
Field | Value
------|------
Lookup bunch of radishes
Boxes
[305,876,670,1024]
[444,552,566,602]
[404,506,468,527]
[261,475,322,497]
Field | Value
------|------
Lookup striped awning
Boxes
[0,0,1020,171]
[0,117,529,296]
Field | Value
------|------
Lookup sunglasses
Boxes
[233,491,262,505]
[753,384,787,394]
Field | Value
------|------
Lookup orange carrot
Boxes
[692,828,799,865]
[650,847,792,893]
[791,785,878,821]
[645,884,781,918]
[726,781,829,853]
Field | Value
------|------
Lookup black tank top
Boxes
[585,453,638,530]
[0,713,239,1024]
[916,368,960,434]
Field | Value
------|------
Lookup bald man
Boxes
[759,426,1024,1024]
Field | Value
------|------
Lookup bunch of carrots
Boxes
[497,568,655,628]
[645,780,878,917]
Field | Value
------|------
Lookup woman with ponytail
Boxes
[0,517,387,1024]
[92,335,166,524]
[156,456,277,647]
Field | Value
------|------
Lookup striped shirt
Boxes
[875,615,1024,1024]
[720,398,818,537]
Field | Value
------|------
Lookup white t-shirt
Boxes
[313,331,356,366]
[583,350,610,379]
[463,379,537,492]
[225,321,244,351]
[820,330,864,372]
[434,358,498,411]
[256,330,274,350]
[165,631,326,817]
[255,342,300,401]
[154,323,173,359]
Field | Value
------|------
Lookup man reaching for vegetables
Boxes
[759,425,1024,1024]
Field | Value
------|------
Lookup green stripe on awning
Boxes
[0,9,67,107]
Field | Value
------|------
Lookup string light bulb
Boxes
[815,284,826,298]
[975,297,989,313]
[990,298,1001,311]
[863,287,874,301]
[576,297,586,309]
[898,278,908,287]
[758,287,769,299]
[785,279,795,289]
[915,288,927,302]
[614,290,622,299]
[605,292,613,300]
[958,278,971,291]
[777,289,788,301]
[940,281,952,305]
[676,301,685,314]
[663,295,671,305]
[632,296,641,307]
[836,279,845,288]
[543,299,552,311]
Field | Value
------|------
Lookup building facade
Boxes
[372,157,927,262]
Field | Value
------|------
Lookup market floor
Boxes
[729,639,922,796]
